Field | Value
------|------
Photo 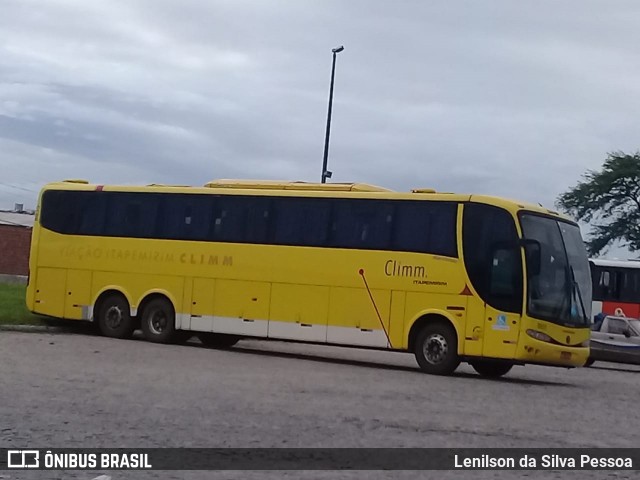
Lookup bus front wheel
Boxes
[414,323,460,375]
[141,298,176,344]
[470,360,513,378]
[97,294,135,339]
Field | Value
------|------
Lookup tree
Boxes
[557,151,640,256]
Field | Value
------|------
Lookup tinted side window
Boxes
[210,196,247,243]
[489,247,522,306]
[392,202,457,257]
[592,266,616,301]
[592,267,637,302]
[209,196,271,244]
[40,191,459,259]
[590,263,601,300]
[40,190,81,234]
[105,193,160,238]
[619,269,640,303]
[330,200,393,250]
[607,269,621,301]
[272,198,330,247]
[463,203,522,313]
[78,193,107,235]
[244,197,271,244]
[162,194,212,241]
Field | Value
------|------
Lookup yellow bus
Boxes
[26,179,592,377]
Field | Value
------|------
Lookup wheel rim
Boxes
[423,333,448,364]
[105,305,123,330]
[148,308,168,335]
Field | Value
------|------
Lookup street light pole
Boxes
[321,45,344,183]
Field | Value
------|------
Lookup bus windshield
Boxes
[520,214,592,327]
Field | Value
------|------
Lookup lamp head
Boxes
[332,46,344,53]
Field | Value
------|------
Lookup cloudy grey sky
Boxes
[2,0,640,229]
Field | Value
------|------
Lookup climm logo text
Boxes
[384,260,426,278]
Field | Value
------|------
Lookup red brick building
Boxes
[0,212,34,277]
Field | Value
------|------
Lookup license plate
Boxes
[560,351,572,360]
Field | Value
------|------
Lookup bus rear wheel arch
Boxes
[140,295,177,344]
[411,317,460,375]
[95,292,136,339]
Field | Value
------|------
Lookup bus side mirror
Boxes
[520,239,541,276]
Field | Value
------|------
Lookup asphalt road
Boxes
[1,329,639,480]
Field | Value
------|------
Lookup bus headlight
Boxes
[526,329,590,348]
[526,329,552,343]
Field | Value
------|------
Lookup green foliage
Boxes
[557,152,640,256]
[0,283,45,325]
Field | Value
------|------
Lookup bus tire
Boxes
[470,360,513,378]
[198,333,239,348]
[97,294,135,339]
[140,298,176,344]
[584,358,595,367]
[414,322,460,375]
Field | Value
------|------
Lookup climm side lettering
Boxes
[384,260,426,278]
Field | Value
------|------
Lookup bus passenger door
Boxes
[464,297,484,356]
[481,245,522,358]
[482,306,520,358]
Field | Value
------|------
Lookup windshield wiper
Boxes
[569,265,588,324]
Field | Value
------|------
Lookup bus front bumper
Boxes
[516,338,589,368]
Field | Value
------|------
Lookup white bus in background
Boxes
[590,258,640,320]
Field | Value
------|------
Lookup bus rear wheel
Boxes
[198,333,240,348]
[470,360,513,378]
[97,294,135,339]
[141,298,176,344]
[414,323,460,375]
